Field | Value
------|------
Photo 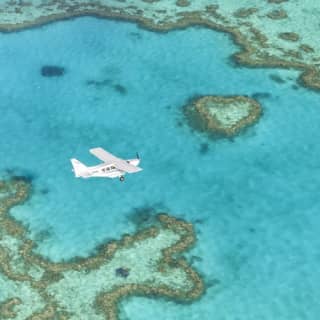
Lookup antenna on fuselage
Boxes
[136,152,140,159]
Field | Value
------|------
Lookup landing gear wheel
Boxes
[119,176,125,182]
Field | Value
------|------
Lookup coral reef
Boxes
[278,32,300,42]
[266,9,288,20]
[176,0,190,7]
[0,178,204,320]
[0,1,319,90]
[184,95,262,137]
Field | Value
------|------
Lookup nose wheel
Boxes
[119,176,125,182]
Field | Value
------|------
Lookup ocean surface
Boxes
[0,17,319,319]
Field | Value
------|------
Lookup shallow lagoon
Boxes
[0,17,319,319]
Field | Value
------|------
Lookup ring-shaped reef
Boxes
[0,178,204,320]
[184,95,262,137]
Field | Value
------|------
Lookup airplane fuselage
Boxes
[77,158,140,179]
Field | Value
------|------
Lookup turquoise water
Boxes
[0,17,319,319]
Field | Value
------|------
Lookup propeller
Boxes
[136,152,140,159]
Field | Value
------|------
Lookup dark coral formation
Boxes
[176,0,190,7]
[267,0,288,3]
[41,65,65,77]
[269,73,286,83]
[113,83,127,95]
[299,44,314,53]
[86,79,112,87]
[266,9,288,19]
[115,267,130,278]
[199,143,209,155]
[278,32,300,42]
[233,7,258,18]
[86,78,127,94]
[252,92,271,100]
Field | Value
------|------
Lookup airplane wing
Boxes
[114,161,143,173]
[90,147,142,173]
[90,147,120,164]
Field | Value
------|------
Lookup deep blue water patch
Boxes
[0,16,319,320]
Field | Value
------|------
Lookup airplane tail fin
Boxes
[70,158,88,178]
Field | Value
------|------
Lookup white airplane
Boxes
[70,147,142,181]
